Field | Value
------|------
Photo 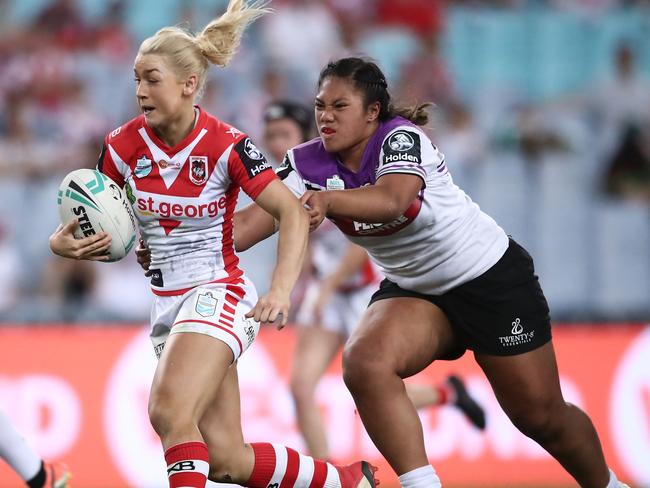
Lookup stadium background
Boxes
[0,0,649,486]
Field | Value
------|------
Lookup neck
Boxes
[338,121,378,171]
[154,106,197,148]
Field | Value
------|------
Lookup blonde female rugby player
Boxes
[49,3,377,488]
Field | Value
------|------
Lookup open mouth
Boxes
[142,106,155,115]
[321,127,335,136]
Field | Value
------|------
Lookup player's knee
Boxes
[342,340,388,394]
[289,374,316,405]
[148,389,192,437]
[508,397,566,442]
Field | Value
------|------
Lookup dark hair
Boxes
[263,100,313,141]
[317,57,431,126]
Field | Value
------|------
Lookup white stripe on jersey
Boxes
[138,127,208,189]
[208,142,235,193]
[376,163,427,180]
[108,144,133,180]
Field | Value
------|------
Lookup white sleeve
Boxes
[275,150,307,198]
[376,126,443,184]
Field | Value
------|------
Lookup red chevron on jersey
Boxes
[96,106,277,295]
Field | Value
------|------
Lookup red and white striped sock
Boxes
[165,441,210,488]
[246,443,344,488]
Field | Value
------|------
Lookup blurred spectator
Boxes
[375,0,445,39]
[260,0,343,89]
[93,0,132,63]
[396,33,454,108]
[90,255,152,322]
[0,221,20,315]
[436,100,486,167]
[31,0,89,49]
[37,257,97,322]
[590,42,650,159]
[493,104,571,162]
[602,124,650,202]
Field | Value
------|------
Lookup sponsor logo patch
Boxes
[498,318,535,347]
[235,138,272,179]
[149,269,163,287]
[244,139,264,160]
[382,129,422,165]
[135,155,152,178]
[196,291,218,317]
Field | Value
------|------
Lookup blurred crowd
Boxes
[0,0,649,323]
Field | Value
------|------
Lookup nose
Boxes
[136,82,147,100]
[319,108,334,123]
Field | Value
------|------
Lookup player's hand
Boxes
[49,219,112,261]
[301,191,327,232]
[246,288,290,330]
[135,238,152,277]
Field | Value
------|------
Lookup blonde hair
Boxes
[138,0,271,99]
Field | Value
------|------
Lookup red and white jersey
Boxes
[97,107,276,295]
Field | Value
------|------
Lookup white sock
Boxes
[0,408,41,481]
[605,468,619,488]
[398,465,442,488]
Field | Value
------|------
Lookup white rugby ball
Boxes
[57,168,137,262]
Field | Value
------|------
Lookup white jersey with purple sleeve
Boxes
[277,117,509,295]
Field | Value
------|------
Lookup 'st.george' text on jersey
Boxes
[277,116,509,295]
[97,107,276,295]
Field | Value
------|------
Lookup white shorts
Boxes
[149,278,260,362]
[295,280,376,338]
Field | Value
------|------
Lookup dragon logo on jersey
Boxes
[388,131,415,151]
[135,156,152,178]
[189,156,208,185]
[244,138,264,160]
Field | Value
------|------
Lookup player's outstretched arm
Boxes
[245,179,309,328]
[49,219,112,261]
[304,173,422,224]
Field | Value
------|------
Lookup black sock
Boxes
[26,461,46,488]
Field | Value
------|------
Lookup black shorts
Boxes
[368,238,552,357]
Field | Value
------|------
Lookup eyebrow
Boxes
[134,68,162,75]
[315,97,348,104]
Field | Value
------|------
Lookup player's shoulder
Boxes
[105,115,145,146]
[201,110,249,145]
[288,137,327,167]
[381,118,429,148]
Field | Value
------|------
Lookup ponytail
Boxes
[195,0,271,67]
[138,0,271,99]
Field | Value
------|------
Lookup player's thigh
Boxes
[345,296,458,378]
[291,325,344,391]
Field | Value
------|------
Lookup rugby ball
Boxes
[57,169,137,262]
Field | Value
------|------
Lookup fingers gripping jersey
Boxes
[97,108,276,295]
[277,117,509,295]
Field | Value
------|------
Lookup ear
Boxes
[183,74,199,97]
[367,101,380,122]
